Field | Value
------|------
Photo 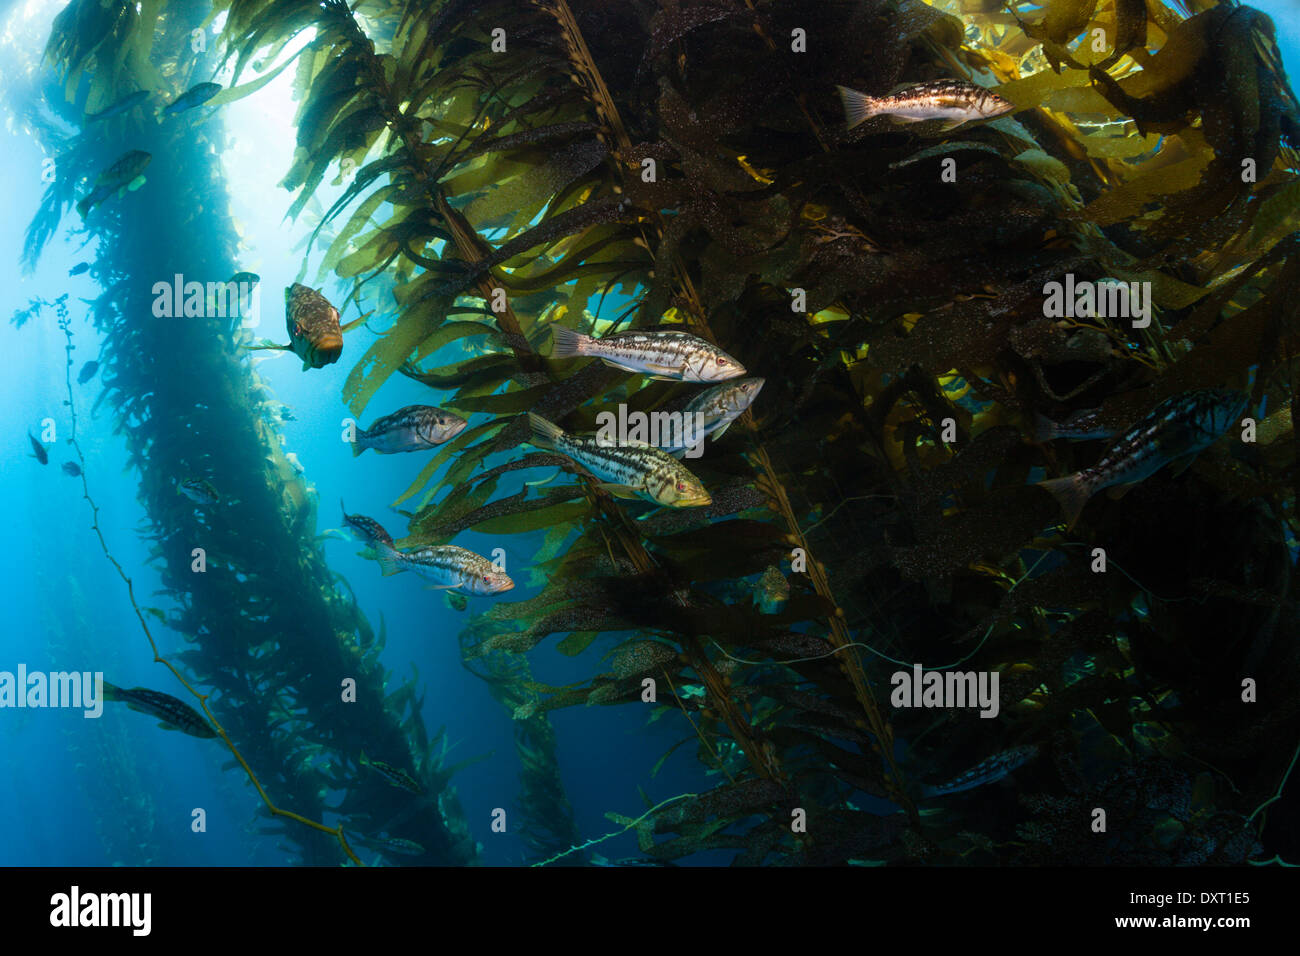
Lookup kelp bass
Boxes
[247,284,359,370]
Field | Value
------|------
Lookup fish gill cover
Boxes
[6,0,1300,867]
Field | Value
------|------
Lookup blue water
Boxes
[2,0,1298,867]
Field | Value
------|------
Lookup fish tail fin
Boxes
[351,437,368,457]
[100,680,119,701]
[75,196,91,218]
[1032,414,1058,443]
[838,85,880,130]
[375,542,404,577]
[549,325,590,359]
[1037,474,1091,528]
[528,412,564,451]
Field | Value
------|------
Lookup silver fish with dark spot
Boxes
[102,682,217,739]
[1033,406,1114,442]
[528,412,711,507]
[662,376,764,456]
[359,752,424,793]
[353,405,467,456]
[375,542,515,595]
[920,744,1039,798]
[551,326,744,382]
[838,79,1014,131]
[341,500,394,549]
[1037,388,1247,527]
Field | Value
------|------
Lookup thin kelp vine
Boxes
[57,308,359,864]
[222,0,1300,865]
[17,0,475,865]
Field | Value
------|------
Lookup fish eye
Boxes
[717,358,728,366]
[676,481,688,492]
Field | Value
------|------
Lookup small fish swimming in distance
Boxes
[102,682,218,739]
[341,500,395,550]
[84,89,150,122]
[76,150,152,218]
[352,405,468,456]
[1037,388,1248,528]
[838,79,1014,132]
[919,744,1040,798]
[528,412,712,507]
[246,284,363,370]
[68,262,90,277]
[77,360,99,384]
[550,326,745,382]
[349,834,425,857]
[359,752,424,793]
[178,477,220,505]
[375,541,515,595]
[163,82,222,115]
[27,431,47,465]
[61,462,81,477]
[662,377,765,456]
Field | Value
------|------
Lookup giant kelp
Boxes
[28,0,1300,866]
[18,0,475,865]
[240,0,1297,865]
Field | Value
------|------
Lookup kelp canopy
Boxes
[26,0,1300,866]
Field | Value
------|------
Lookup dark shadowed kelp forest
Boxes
[2,0,1299,869]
